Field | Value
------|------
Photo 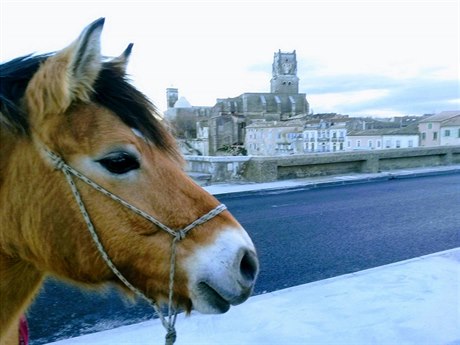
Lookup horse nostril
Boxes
[239,250,259,283]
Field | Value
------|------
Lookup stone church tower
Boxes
[166,87,179,109]
[170,50,309,155]
[270,50,299,94]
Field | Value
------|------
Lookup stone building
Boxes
[166,50,310,155]
[164,88,213,139]
[245,118,348,156]
[205,50,309,154]
[245,119,305,156]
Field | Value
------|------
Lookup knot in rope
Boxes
[174,230,187,241]
[53,157,66,170]
[165,327,177,345]
[47,151,66,170]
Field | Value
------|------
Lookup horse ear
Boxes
[26,18,105,117]
[69,18,105,96]
[110,43,133,74]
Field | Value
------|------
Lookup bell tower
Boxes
[166,87,179,109]
[270,50,299,94]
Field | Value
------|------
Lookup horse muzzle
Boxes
[184,228,259,314]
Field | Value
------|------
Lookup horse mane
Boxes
[0,54,180,159]
[0,54,46,136]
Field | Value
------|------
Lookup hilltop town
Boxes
[163,50,460,157]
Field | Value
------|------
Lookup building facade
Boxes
[245,118,348,156]
[440,116,460,146]
[418,111,460,146]
[303,120,347,153]
[245,120,304,156]
[347,126,420,150]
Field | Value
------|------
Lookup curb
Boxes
[208,166,460,198]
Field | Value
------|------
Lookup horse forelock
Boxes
[0,54,49,136]
[93,62,182,161]
[0,54,181,162]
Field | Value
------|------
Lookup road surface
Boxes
[27,173,460,344]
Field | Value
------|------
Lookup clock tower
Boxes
[270,50,299,94]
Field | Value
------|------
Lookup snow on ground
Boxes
[48,248,459,345]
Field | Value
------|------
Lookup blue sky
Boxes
[1,0,459,117]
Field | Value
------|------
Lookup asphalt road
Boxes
[27,173,460,344]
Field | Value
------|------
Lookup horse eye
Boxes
[97,152,140,175]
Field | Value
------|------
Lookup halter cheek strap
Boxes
[43,147,226,345]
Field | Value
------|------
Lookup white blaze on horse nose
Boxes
[185,227,259,314]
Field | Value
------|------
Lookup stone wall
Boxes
[185,156,251,183]
[185,146,460,183]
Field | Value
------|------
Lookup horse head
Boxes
[0,18,258,340]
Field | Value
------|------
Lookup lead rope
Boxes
[44,148,226,345]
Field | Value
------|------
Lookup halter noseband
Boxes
[43,147,226,345]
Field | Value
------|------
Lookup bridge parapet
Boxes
[185,146,460,183]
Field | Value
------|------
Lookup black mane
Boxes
[0,54,47,135]
[0,54,176,155]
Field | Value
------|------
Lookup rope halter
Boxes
[43,147,227,345]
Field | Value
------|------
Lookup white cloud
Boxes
[309,89,391,114]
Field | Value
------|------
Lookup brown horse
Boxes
[0,18,258,344]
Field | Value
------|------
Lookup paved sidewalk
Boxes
[49,248,460,345]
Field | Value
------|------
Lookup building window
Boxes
[368,140,373,148]
[396,140,401,148]
[385,140,391,148]
[421,132,426,140]
[377,140,381,148]
[433,132,438,140]
[444,129,450,137]
[408,140,413,147]
[347,140,351,147]
[428,123,432,129]
[357,140,361,147]
[340,143,344,150]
